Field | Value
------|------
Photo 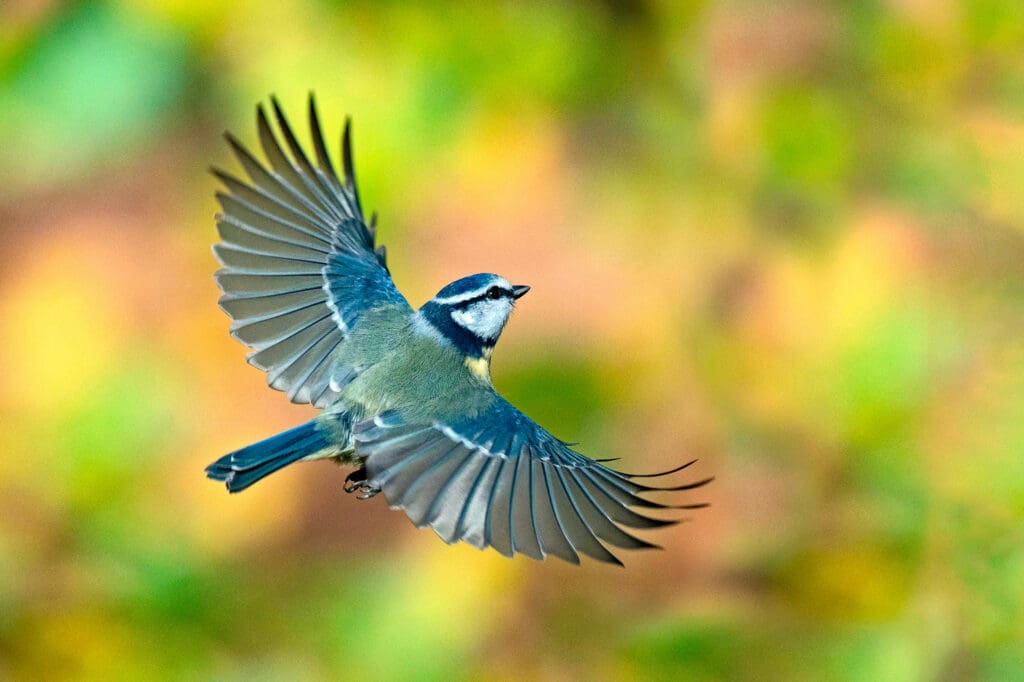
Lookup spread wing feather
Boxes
[212,95,410,407]
[353,400,712,565]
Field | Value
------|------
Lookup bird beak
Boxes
[512,285,531,299]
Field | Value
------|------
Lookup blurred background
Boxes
[1,0,1023,679]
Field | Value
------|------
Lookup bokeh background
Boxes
[2,0,1023,679]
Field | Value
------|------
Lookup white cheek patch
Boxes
[451,300,512,340]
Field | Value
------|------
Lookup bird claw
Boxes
[343,468,366,492]
[344,469,380,499]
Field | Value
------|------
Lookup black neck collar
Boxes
[420,302,493,359]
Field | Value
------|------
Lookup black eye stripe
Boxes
[453,287,511,307]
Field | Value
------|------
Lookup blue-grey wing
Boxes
[352,400,712,565]
[212,95,411,407]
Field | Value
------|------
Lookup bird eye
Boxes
[486,287,503,300]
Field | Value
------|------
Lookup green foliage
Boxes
[0,1,191,189]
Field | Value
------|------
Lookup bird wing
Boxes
[212,95,411,407]
[352,400,712,565]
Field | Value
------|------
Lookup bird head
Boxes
[418,273,530,359]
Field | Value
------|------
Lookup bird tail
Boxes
[206,420,331,493]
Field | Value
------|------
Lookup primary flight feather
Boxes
[206,95,711,565]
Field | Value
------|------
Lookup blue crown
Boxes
[433,273,502,301]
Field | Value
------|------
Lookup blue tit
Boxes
[205,95,712,565]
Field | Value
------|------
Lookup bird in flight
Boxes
[206,95,712,565]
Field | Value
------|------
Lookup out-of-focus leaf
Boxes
[0,0,191,189]
[620,619,751,682]
[762,89,853,195]
[497,350,617,444]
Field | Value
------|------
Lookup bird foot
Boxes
[344,469,380,499]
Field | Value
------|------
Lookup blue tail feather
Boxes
[206,420,330,493]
